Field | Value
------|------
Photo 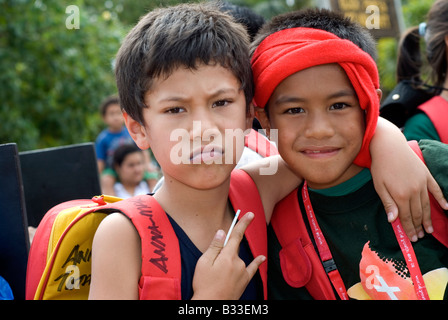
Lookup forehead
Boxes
[123,151,143,161]
[275,63,354,95]
[105,103,121,112]
[145,63,242,101]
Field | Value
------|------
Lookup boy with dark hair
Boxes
[251,8,448,300]
[89,2,302,300]
[95,95,133,176]
[253,8,446,241]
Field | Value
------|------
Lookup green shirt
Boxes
[403,113,440,142]
[268,140,448,300]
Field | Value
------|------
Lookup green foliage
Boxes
[1,0,123,151]
[377,37,398,92]
[1,0,432,151]
[376,0,434,95]
[1,0,313,151]
[233,0,311,19]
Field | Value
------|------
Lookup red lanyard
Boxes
[302,181,429,300]
[390,219,429,300]
[302,182,349,300]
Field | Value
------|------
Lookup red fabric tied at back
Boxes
[251,27,380,168]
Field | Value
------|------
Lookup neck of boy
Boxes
[308,168,371,197]
[153,174,234,251]
[305,164,364,191]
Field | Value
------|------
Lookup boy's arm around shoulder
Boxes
[240,155,302,223]
[89,212,141,300]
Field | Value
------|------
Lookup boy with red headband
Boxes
[251,9,448,300]
[88,3,445,300]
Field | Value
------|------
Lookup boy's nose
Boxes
[304,113,335,140]
[190,117,220,142]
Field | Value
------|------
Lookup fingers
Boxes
[426,174,448,233]
[396,199,419,243]
[224,212,266,282]
[409,190,424,240]
[420,192,433,235]
[224,211,254,250]
[378,186,398,223]
[377,184,420,242]
[426,169,448,210]
[246,255,266,279]
[200,211,255,265]
[202,212,265,276]
[200,229,225,265]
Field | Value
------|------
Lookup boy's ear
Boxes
[376,89,383,102]
[255,107,271,137]
[123,112,150,150]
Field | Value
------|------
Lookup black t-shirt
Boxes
[268,140,448,300]
[167,214,263,300]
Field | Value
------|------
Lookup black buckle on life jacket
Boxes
[322,258,337,273]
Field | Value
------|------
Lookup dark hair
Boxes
[219,1,265,42]
[115,2,253,125]
[100,95,120,117]
[396,26,422,83]
[251,8,377,60]
[113,143,142,168]
[396,0,448,88]
[426,0,448,87]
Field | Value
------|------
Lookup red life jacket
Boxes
[270,141,448,299]
[417,96,448,143]
[26,169,267,300]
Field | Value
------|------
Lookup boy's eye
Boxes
[330,102,349,110]
[166,107,185,114]
[284,107,304,114]
[213,100,230,108]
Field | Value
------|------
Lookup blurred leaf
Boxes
[1,0,122,151]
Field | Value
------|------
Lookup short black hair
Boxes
[113,143,142,168]
[220,1,265,42]
[251,8,377,60]
[99,95,120,117]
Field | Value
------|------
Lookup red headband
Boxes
[251,27,380,168]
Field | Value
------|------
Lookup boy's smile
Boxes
[262,63,366,189]
[300,146,340,159]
